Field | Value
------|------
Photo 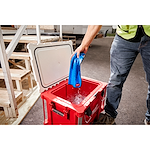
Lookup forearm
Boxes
[81,25,102,48]
[71,25,102,59]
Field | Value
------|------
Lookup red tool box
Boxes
[28,41,107,125]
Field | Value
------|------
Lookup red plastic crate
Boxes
[41,77,107,125]
[28,41,107,125]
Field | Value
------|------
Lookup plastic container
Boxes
[27,41,107,125]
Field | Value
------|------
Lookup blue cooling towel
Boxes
[68,52,85,88]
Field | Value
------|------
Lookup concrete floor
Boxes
[20,37,148,125]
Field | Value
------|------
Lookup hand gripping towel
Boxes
[68,52,85,88]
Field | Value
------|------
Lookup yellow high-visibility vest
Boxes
[116,25,150,40]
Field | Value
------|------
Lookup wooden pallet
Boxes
[0,26,40,120]
[3,35,59,44]
[0,89,23,107]
[0,68,33,92]
[62,35,76,49]
[0,67,34,117]
[0,87,40,125]
[9,52,31,70]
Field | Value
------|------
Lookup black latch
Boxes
[85,107,92,116]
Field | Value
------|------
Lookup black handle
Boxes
[52,108,64,117]
[101,90,105,97]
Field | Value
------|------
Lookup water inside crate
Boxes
[66,88,86,105]
[52,79,99,105]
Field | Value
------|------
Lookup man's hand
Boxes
[71,44,88,59]
[70,25,102,60]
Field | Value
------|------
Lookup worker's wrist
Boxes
[80,43,89,50]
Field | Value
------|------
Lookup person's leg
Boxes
[139,35,150,124]
[105,35,140,118]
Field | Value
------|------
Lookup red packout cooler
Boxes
[27,41,107,125]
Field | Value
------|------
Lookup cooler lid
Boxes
[27,41,73,93]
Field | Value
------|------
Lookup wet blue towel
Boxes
[68,52,85,88]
